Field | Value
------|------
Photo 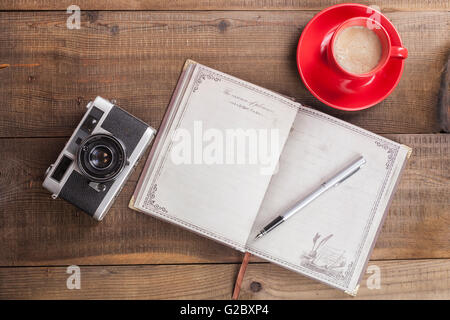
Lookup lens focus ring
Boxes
[77,134,126,182]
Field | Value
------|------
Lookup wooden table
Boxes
[0,1,449,300]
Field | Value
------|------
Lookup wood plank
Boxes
[0,259,448,299]
[0,11,448,137]
[0,0,448,11]
[0,134,448,266]
[240,259,450,299]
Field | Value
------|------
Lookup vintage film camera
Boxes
[43,97,156,220]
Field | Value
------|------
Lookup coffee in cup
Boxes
[327,17,408,79]
[333,26,382,75]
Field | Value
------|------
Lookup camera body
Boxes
[43,97,156,220]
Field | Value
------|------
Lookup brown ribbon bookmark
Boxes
[232,251,251,300]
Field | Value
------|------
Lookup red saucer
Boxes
[296,3,406,111]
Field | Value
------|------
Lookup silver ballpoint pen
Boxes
[254,156,366,240]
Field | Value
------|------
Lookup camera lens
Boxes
[89,145,113,169]
[77,134,126,182]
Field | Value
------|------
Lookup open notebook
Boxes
[130,60,411,294]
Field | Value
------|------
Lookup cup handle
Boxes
[391,46,408,59]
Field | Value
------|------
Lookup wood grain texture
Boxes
[375,134,450,260]
[0,134,448,266]
[240,259,450,299]
[0,11,449,137]
[0,3,448,300]
[439,55,449,132]
[0,0,448,11]
[0,259,449,299]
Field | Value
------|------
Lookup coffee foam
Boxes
[334,26,382,74]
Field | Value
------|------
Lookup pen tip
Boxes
[254,233,263,240]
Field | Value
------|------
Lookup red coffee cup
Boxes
[327,17,408,79]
